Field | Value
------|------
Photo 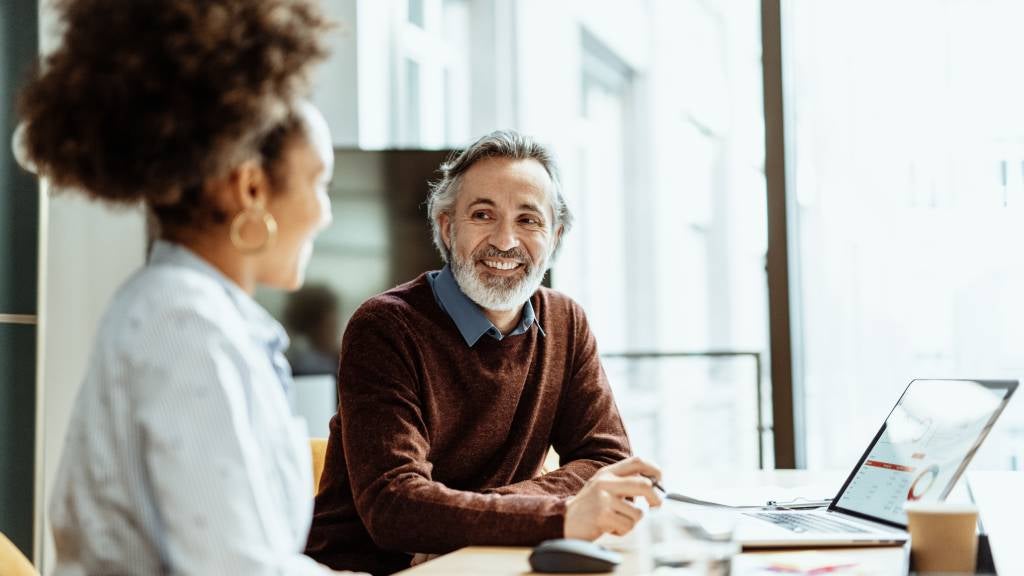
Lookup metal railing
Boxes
[601,350,770,469]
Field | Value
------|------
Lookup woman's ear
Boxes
[227,160,271,211]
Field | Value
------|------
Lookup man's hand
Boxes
[563,456,663,540]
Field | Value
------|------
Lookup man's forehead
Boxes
[457,157,556,212]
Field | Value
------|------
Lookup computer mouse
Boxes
[528,538,623,573]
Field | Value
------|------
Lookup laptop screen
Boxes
[830,379,1017,528]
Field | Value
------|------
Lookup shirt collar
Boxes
[148,240,290,355]
[429,264,545,347]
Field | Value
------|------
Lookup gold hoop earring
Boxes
[229,207,278,254]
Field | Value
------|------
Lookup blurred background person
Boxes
[16,0,361,573]
[284,283,342,377]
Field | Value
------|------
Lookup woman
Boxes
[18,0,359,573]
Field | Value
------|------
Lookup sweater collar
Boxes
[428,264,545,347]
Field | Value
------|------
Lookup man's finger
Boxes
[601,508,635,536]
[605,456,662,482]
[611,497,643,524]
[601,476,662,507]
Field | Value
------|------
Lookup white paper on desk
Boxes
[732,551,870,575]
[666,483,837,509]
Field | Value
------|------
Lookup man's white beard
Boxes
[449,229,549,312]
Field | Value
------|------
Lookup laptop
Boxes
[674,379,1017,548]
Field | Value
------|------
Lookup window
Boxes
[561,32,633,354]
[407,0,425,28]
[785,0,1024,471]
[553,2,770,474]
[394,0,470,147]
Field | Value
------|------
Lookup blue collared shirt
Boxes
[427,264,545,347]
[49,240,330,575]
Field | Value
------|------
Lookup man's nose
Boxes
[488,219,520,253]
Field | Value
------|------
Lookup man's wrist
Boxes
[556,497,571,538]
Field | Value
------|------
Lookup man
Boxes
[306,130,661,575]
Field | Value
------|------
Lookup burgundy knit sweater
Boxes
[305,273,631,575]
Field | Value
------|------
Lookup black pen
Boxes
[646,476,666,493]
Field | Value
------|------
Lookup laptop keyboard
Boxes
[747,512,871,534]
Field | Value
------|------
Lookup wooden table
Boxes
[398,470,909,575]
[398,545,907,575]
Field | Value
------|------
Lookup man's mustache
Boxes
[472,246,531,265]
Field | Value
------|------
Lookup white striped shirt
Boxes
[50,241,333,575]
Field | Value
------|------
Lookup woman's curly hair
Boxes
[17,0,330,213]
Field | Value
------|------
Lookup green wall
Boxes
[0,0,39,557]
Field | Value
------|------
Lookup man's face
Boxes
[439,157,561,312]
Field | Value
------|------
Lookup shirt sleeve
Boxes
[483,302,632,498]
[337,308,567,554]
[133,306,334,576]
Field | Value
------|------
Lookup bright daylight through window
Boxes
[786,0,1024,471]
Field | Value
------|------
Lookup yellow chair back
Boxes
[310,437,329,495]
[0,532,38,576]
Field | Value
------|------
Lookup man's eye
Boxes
[472,211,491,220]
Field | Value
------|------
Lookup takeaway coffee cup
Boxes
[904,501,978,573]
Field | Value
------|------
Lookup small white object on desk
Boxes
[968,471,1024,576]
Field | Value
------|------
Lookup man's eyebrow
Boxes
[466,198,496,209]
[518,202,544,214]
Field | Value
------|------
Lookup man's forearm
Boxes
[359,477,566,553]
[481,459,606,498]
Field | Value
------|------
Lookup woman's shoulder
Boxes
[99,263,244,355]
[126,263,235,316]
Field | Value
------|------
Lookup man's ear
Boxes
[438,212,452,250]
[550,224,564,256]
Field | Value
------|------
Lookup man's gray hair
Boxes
[427,129,574,263]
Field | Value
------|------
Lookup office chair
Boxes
[310,437,328,495]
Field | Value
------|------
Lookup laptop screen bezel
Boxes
[825,378,1018,530]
